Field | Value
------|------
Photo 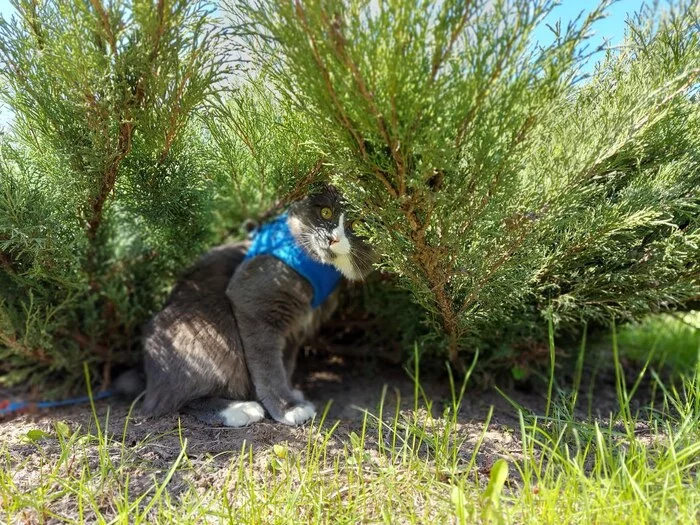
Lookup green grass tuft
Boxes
[1,316,699,523]
[617,311,700,373]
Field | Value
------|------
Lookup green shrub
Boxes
[229,0,699,371]
[1,0,698,390]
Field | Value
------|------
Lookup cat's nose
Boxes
[329,234,340,246]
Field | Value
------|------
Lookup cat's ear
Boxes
[241,218,258,235]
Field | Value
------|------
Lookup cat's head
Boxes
[287,185,374,280]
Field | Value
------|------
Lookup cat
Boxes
[140,185,374,426]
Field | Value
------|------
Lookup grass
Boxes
[1,315,699,524]
[617,311,700,373]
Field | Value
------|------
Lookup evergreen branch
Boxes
[401,0,474,145]
[397,193,464,371]
[457,224,533,318]
[324,10,406,196]
[572,68,700,188]
[218,97,261,186]
[258,158,326,222]
[292,2,365,158]
[23,0,44,49]
[88,0,117,56]
[85,120,133,243]
[292,1,399,199]
[160,59,196,163]
[0,332,52,365]
[150,0,167,63]
[430,1,473,82]
[454,31,516,150]
[459,113,538,237]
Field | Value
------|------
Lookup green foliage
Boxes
[0,0,232,390]
[1,0,699,388]
[0,1,332,391]
[202,77,325,226]
[230,0,700,369]
[617,311,700,374]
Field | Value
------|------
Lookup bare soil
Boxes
[0,342,668,523]
[1,349,635,464]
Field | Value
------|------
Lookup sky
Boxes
[534,0,661,47]
[533,0,673,74]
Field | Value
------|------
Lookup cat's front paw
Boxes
[280,401,316,426]
[218,400,266,427]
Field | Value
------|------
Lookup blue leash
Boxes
[0,390,115,418]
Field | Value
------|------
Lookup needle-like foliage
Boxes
[0,0,231,390]
[228,0,699,370]
[0,0,698,389]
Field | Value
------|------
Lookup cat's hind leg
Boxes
[184,397,265,427]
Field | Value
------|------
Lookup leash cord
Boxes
[0,390,114,417]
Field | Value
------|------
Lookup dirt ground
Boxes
[0,347,639,482]
[2,354,508,462]
[2,343,669,524]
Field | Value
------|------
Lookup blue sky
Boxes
[533,1,673,73]
[534,0,661,48]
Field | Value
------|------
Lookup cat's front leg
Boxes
[236,323,316,425]
[228,256,318,425]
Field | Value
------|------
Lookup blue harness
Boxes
[244,214,342,308]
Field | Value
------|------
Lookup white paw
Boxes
[218,401,265,427]
[281,403,316,426]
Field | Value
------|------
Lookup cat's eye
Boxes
[351,220,362,232]
[320,207,333,220]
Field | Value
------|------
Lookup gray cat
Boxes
[140,185,373,426]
